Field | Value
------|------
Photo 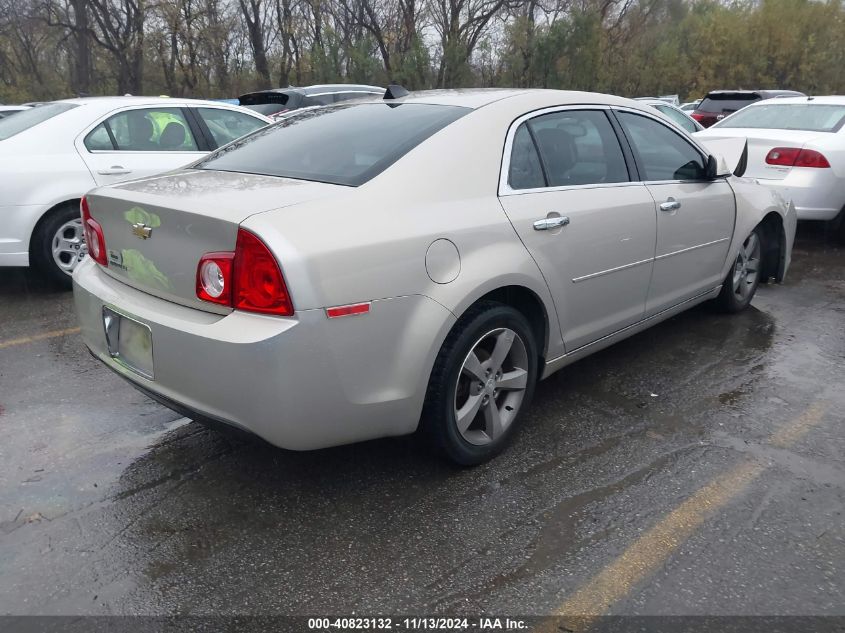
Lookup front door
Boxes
[615,110,736,316]
[498,108,658,352]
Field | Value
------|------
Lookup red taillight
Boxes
[195,228,293,316]
[691,113,705,122]
[80,196,107,267]
[766,147,830,168]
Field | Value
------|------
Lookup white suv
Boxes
[0,96,270,284]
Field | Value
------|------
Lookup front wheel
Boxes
[420,302,538,465]
[715,228,763,313]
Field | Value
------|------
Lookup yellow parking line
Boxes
[555,402,827,627]
[0,327,81,350]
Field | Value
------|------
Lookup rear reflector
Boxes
[326,302,371,318]
[766,147,830,168]
[80,196,107,267]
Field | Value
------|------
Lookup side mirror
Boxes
[706,154,718,180]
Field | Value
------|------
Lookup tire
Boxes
[31,202,86,288]
[714,227,763,313]
[420,301,539,466]
[829,206,845,244]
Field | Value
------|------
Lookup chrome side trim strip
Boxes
[572,257,654,283]
[654,237,730,261]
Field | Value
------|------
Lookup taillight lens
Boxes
[196,252,234,305]
[80,196,108,267]
[766,147,830,168]
[195,228,293,316]
[691,113,705,122]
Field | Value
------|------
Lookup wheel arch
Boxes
[28,198,82,255]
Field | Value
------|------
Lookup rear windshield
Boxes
[716,103,845,132]
[195,103,469,186]
[0,103,77,140]
[698,94,759,114]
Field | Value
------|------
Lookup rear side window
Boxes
[528,110,629,187]
[196,107,266,147]
[99,107,199,152]
[84,123,113,150]
[508,124,545,190]
[195,103,469,186]
[0,103,78,141]
[617,111,707,181]
[698,94,759,114]
[716,103,845,132]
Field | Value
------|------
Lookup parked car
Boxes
[238,84,385,117]
[639,99,703,134]
[0,105,31,119]
[691,90,805,128]
[697,96,845,235]
[73,89,796,465]
[0,96,270,284]
[680,100,701,112]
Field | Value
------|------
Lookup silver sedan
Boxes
[73,89,797,464]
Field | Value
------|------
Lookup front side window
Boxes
[195,103,468,187]
[99,107,199,152]
[196,107,266,148]
[0,103,78,141]
[617,111,707,181]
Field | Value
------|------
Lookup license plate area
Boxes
[103,306,154,379]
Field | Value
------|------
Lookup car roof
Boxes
[705,89,805,98]
[741,95,845,106]
[56,96,239,107]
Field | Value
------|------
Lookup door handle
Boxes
[659,198,681,212]
[97,166,131,176]
[533,216,570,231]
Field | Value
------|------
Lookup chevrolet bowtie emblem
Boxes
[132,222,152,239]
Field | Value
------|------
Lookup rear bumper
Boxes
[754,171,844,221]
[73,259,455,450]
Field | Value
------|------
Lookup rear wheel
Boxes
[420,302,538,465]
[32,203,87,288]
[715,227,763,313]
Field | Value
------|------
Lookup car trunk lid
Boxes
[85,169,344,312]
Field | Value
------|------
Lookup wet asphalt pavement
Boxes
[0,224,843,620]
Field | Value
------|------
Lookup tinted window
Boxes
[0,103,77,141]
[716,103,845,133]
[617,111,707,181]
[197,107,266,147]
[655,104,698,134]
[698,94,759,114]
[302,94,336,107]
[84,123,113,150]
[195,103,469,187]
[104,107,199,151]
[528,110,628,187]
[508,124,545,190]
[243,103,288,116]
[333,91,382,103]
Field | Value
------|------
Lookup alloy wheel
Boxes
[454,327,529,446]
[51,218,88,276]
[732,231,761,301]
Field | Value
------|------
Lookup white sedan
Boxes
[697,96,845,236]
[0,97,270,284]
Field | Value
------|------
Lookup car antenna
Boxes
[384,84,409,100]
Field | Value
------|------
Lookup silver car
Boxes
[73,89,797,465]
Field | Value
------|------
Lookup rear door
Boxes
[76,105,207,186]
[498,107,657,351]
[615,109,735,316]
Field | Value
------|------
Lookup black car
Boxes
[691,90,805,128]
[238,84,385,117]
